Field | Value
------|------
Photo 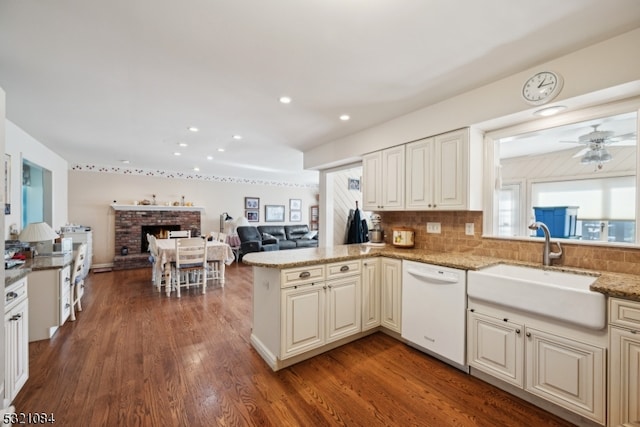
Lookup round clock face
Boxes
[522,71,563,105]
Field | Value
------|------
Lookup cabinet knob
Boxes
[339,265,349,272]
[503,318,508,322]
[515,329,521,334]
[526,332,531,337]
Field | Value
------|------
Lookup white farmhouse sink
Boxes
[467,264,605,330]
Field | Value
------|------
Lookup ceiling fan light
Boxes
[599,149,612,162]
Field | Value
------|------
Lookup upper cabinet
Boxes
[362,145,405,211]
[364,128,483,212]
[407,128,483,211]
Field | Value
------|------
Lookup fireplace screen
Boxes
[141,225,180,252]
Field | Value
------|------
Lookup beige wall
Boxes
[68,171,318,268]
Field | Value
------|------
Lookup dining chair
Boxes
[69,243,88,321]
[147,233,165,292]
[172,237,207,297]
[209,231,219,241]
[216,232,227,243]
[169,230,191,238]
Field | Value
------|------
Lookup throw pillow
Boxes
[262,232,277,241]
[302,231,317,240]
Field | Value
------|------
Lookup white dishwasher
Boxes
[401,260,468,372]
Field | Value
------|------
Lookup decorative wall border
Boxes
[70,164,319,189]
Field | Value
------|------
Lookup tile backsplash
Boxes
[379,211,640,275]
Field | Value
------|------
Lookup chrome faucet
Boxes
[528,221,563,266]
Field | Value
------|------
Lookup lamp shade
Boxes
[18,222,60,242]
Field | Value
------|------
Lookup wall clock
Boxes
[522,71,564,106]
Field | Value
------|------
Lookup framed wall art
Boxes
[265,205,285,222]
[289,198,301,210]
[246,210,259,222]
[245,197,260,209]
[290,210,301,222]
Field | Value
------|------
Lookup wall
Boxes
[304,28,640,170]
[330,167,363,246]
[380,211,640,275]
[4,120,68,236]
[0,85,6,403]
[68,170,318,268]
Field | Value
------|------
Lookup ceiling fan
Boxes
[561,124,637,170]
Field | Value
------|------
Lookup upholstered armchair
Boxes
[236,226,279,260]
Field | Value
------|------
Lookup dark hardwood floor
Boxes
[13,262,575,426]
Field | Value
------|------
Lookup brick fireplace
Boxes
[112,205,202,270]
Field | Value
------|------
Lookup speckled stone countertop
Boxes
[4,253,74,288]
[5,268,31,288]
[242,244,640,302]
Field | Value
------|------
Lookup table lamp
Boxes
[18,222,60,256]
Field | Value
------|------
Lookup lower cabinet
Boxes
[4,277,29,403]
[361,258,381,331]
[380,258,402,333]
[280,261,361,360]
[468,309,605,424]
[28,265,72,341]
[609,297,640,426]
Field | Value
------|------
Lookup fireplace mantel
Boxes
[111,204,204,212]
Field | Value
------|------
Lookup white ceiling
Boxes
[1,1,640,185]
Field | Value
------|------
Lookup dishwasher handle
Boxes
[407,268,459,284]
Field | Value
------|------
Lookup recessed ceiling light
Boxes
[188,126,199,132]
[339,114,350,121]
[173,152,181,156]
[279,96,292,104]
[217,148,225,152]
[178,142,188,147]
[120,160,130,164]
[193,166,200,171]
[232,134,242,140]
[533,105,567,117]
[206,155,214,160]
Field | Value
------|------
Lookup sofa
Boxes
[258,225,318,250]
[237,225,318,257]
[237,226,279,260]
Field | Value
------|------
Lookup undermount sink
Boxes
[467,264,605,330]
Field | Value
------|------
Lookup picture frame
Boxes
[348,178,360,191]
[265,205,285,222]
[289,198,301,210]
[246,210,259,222]
[290,210,301,222]
[245,197,259,209]
[4,154,10,215]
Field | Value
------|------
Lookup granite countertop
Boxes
[4,253,74,288]
[242,244,640,302]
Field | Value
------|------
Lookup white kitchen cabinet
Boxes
[380,258,402,333]
[405,128,483,211]
[467,310,523,387]
[361,258,381,331]
[609,297,640,427]
[467,306,605,424]
[281,283,325,359]
[4,277,29,403]
[362,145,405,211]
[28,265,72,341]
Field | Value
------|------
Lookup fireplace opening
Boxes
[141,225,180,251]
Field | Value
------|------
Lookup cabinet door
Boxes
[381,145,405,209]
[361,259,381,331]
[362,151,382,210]
[59,265,71,325]
[325,275,361,343]
[405,138,434,210]
[609,327,640,427]
[525,327,605,424]
[467,310,524,387]
[433,129,468,210]
[281,284,325,359]
[5,298,29,402]
[380,258,402,333]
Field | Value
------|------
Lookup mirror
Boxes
[493,110,637,244]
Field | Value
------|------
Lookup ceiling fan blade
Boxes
[559,140,582,144]
[572,148,589,158]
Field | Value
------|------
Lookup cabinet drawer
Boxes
[326,260,361,279]
[281,265,325,288]
[610,298,640,330]
[5,277,28,312]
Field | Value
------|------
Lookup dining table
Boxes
[154,238,235,292]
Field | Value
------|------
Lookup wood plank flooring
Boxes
[13,263,576,426]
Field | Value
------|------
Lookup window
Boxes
[488,105,638,245]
